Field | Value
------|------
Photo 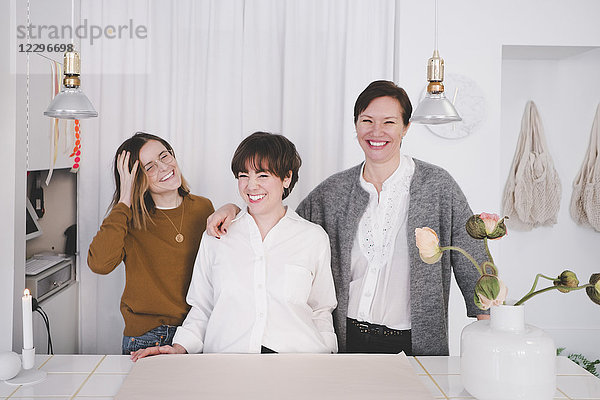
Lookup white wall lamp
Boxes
[410,0,461,125]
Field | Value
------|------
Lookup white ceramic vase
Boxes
[460,304,556,400]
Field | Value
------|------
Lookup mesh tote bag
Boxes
[570,104,600,231]
[502,101,562,230]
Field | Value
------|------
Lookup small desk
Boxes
[1,355,599,399]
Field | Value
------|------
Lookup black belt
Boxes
[348,318,410,337]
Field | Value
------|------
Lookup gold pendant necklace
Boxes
[158,197,185,243]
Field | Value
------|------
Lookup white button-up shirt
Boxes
[348,154,415,330]
[173,207,338,354]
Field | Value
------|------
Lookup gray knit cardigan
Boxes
[296,159,487,355]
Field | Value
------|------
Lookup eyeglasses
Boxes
[143,150,175,176]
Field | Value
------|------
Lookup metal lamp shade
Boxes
[410,92,461,125]
[44,87,98,119]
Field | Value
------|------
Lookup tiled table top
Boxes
[412,356,600,399]
[0,355,130,400]
[0,355,598,399]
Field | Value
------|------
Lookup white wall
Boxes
[5,0,600,357]
[500,48,600,359]
[0,0,17,352]
[397,0,600,357]
[7,0,75,352]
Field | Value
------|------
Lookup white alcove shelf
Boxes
[499,45,600,360]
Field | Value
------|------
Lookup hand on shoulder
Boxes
[206,203,241,238]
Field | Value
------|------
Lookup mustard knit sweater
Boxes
[88,194,214,337]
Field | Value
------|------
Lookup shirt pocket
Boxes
[284,264,314,304]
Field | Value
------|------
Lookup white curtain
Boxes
[79,0,397,354]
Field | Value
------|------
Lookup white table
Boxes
[1,355,599,399]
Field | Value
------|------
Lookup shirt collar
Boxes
[233,205,300,223]
[359,154,414,193]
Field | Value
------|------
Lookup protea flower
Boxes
[415,215,599,310]
[554,270,579,293]
[474,274,508,310]
[586,274,600,305]
[415,227,443,264]
[466,213,508,240]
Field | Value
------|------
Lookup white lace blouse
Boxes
[347,154,415,330]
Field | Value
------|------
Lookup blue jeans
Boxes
[122,325,177,355]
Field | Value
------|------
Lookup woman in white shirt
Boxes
[204,81,489,356]
[131,132,337,360]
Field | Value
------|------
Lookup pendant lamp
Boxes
[410,0,461,125]
[44,50,97,119]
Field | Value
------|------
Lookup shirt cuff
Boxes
[321,331,338,354]
[467,303,489,317]
[172,326,204,354]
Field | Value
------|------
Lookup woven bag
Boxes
[570,104,600,231]
[502,101,561,230]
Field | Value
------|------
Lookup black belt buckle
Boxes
[354,320,381,335]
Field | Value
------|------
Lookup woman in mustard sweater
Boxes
[88,132,214,355]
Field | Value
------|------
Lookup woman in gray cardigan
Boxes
[207,80,489,356]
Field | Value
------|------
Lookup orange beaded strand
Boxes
[70,119,81,171]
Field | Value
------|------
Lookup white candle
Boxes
[22,289,33,350]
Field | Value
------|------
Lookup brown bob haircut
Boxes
[231,131,302,200]
[353,80,413,126]
[110,132,190,230]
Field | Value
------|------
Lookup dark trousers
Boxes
[346,318,412,355]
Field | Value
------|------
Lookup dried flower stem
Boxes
[481,261,498,276]
[514,283,594,306]
[441,246,482,275]
[483,237,495,265]
[525,273,556,295]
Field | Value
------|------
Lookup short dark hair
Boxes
[231,132,302,200]
[353,80,412,126]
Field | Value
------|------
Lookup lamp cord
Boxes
[35,307,54,355]
[71,0,75,46]
[434,0,438,51]
[26,0,30,170]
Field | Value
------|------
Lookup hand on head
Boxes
[206,203,240,238]
[117,150,139,208]
[130,343,187,362]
